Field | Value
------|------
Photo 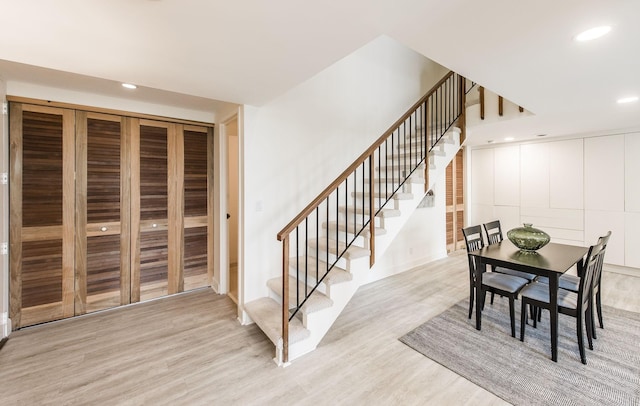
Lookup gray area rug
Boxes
[399,299,640,405]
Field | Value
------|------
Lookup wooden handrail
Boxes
[278,70,466,364]
[277,71,456,241]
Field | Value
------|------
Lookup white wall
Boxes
[468,131,640,270]
[371,175,447,276]
[242,35,448,303]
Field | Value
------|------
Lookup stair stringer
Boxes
[244,126,462,366]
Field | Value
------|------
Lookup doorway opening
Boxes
[225,116,239,303]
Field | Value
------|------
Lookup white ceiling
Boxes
[1,0,639,145]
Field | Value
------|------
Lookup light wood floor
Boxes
[1,252,638,405]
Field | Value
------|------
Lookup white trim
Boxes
[1,312,10,338]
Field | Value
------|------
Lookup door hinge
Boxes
[2,102,7,115]
[0,173,7,185]
[0,243,7,255]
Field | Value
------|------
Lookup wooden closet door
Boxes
[130,119,178,302]
[446,148,465,252]
[182,125,213,291]
[75,112,130,314]
[9,104,75,328]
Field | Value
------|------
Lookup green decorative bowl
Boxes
[507,223,550,251]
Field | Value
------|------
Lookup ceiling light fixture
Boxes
[617,96,639,104]
[504,137,515,142]
[122,83,137,89]
[574,25,611,42]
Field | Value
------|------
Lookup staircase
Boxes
[244,71,469,365]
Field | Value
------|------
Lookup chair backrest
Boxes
[462,225,485,252]
[579,242,605,306]
[462,225,485,280]
[593,231,612,288]
[483,220,503,245]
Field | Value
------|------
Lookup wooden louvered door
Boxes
[9,104,76,328]
[75,112,130,314]
[10,101,215,329]
[446,148,465,252]
[182,126,213,291]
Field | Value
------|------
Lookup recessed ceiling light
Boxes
[574,25,611,42]
[617,96,639,104]
[504,137,515,142]
[122,83,137,89]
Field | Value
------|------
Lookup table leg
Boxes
[549,275,559,362]
[475,257,483,330]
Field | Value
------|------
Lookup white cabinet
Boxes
[494,146,520,206]
[625,213,640,268]
[549,138,583,209]
[625,133,640,212]
[471,148,494,205]
[520,143,549,208]
[585,135,625,211]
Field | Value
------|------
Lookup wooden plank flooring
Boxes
[1,252,638,405]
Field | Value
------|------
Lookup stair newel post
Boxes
[458,74,466,145]
[282,235,290,363]
[368,153,375,268]
[424,95,431,194]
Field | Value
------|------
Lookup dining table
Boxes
[469,240,589,362]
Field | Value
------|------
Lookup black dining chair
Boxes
[462,225,530,338]
[536,231,611,337]
[519,241,605,364]
[483,220,538,283]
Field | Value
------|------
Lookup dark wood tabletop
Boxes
[469,241,589,276]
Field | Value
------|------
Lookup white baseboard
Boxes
[1,312,11,338]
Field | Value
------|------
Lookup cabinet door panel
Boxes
[183,127,211,290]
[10,104,75,328]
[134,121,171,302]
[76,112,129,314]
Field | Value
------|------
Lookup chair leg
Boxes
[509,297,516,338]
[577,313,586,364]
[532,307,538,329]
[596,290,604,329]
[490,292,495,305]
[590,295,597,340]
[585,307,593,351]
[468,283,475,319]
[520,300,527,341]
